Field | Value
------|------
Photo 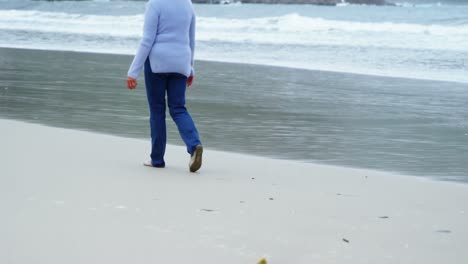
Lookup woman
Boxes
[126,0,203,173]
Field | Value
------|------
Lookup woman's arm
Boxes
[127,2,159,79]
[189,12,196,77]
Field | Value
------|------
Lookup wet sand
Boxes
[1,47,467,181]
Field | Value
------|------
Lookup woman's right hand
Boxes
[187,75,194,87]
[127,77,138,90]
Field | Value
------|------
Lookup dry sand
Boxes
[1,119,467,263]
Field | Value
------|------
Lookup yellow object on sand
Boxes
[257,258,267,264]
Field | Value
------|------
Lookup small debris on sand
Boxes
[200,209,217,212]
[436,230,452,234]
[343,238,350,243]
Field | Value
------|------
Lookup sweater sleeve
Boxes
[127,2,159,79]
[189,12,196,76]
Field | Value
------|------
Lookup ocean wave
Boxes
[394,1,468,7]
[197,12,468,35]
[394,2,443,7]
[0,10,143,37]
[1,10,467,51]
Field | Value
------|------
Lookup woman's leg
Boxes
[144,59,167,166]
[166,73,202,155]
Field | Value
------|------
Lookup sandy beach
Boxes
[2,0,468,262]
[1,118,467,263]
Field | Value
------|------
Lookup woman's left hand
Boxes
[127,77,138,90]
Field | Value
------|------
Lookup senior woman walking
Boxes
[126,0,203,173]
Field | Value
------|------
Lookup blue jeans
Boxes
[144,59,201,166]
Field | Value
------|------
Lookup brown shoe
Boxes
[189,145,203,173]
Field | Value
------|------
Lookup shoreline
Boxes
[1,118,468,263]
[1,46,466,85]
[2,47,467,182]
[2,116,458,186]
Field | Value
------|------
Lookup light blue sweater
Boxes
[127,0,196,79]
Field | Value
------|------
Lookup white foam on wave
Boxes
[0,10,142,37]
[395,2,443,7]
[1,9,467,83]
[1,10,467,51]
[196,13,468,51]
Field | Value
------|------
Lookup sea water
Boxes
[0,0,467,181]
[0,0,467,83]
